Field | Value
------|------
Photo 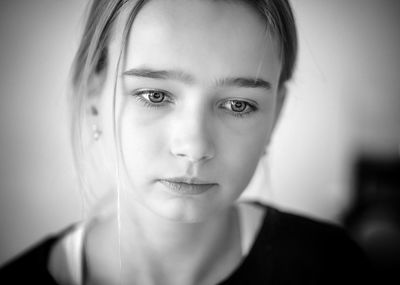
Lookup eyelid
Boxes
[133,88,174,101]
[133,88,171,96]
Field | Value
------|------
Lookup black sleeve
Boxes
[0,237,59,284]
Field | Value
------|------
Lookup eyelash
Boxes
[131,89,258,117]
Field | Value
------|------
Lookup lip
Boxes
[158,177,217,195]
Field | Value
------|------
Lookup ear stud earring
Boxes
[92,124,102,140]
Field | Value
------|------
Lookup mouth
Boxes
[158,177,217,195]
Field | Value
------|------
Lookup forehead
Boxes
[123,0,282,85]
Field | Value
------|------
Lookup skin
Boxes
[85,0,285,284]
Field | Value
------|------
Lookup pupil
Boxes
[232,101,245,112]
[150,91,164,103]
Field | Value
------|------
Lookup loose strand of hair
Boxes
[111,1,149,283]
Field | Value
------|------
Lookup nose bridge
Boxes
[169,102,215,162]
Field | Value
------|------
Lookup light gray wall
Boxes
[0,0,85,265]
[268,0,400,220]
[1,0,399,266]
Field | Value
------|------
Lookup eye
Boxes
[140,90,166,103]
[220,99,257,117]
[131,89,173,109]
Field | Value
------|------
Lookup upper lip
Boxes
[160,177,216,185]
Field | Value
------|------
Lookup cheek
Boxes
[119,112,166,176]
[217,120,271,192]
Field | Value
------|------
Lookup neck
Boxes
[86,197,242,285]
[123,200,233,252]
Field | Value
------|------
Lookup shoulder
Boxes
[246,201,350,245]
[267,205,362,256]
[0,224,76,285]
[250,202,375,284]
[268,205,352,246]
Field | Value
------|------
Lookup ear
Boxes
[87,47,108,117]
[85,69,107,141]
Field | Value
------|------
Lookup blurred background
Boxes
[0,0,399,279]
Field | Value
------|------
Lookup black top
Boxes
[0,203,375,284]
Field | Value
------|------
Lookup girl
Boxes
[1,0,373,284]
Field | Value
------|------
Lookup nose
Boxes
[169,108,215,164]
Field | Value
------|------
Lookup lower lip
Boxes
[159,180,216,195]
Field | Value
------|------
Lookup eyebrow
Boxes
[123,67,272,91]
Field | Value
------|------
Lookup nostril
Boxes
[173,151,214,163]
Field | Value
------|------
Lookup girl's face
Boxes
[98,0,283,222]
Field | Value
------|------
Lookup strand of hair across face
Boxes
[113,40,126,283]
[116,165,122,285]
[112,2,149,284]
[113,33,123,285]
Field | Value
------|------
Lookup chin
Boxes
[148,198,217,223]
